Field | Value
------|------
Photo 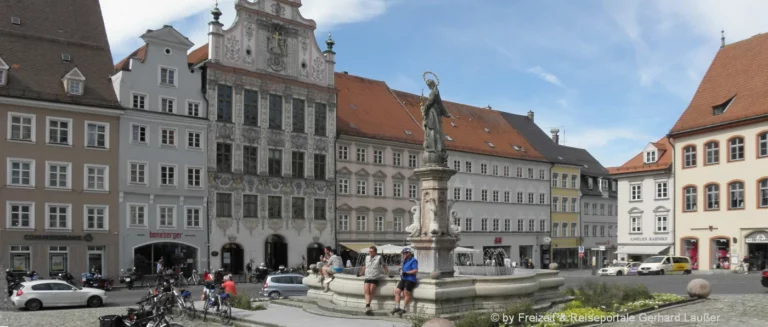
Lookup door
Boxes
[291,276,308,295]
[30,283,57,306]
[661,257,672,273]
[88,246,105,275]
[273,276,295,296]
[50,282,81,306]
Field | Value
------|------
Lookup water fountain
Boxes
[303,72,565,317]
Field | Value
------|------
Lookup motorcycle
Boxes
[82,270,114,291]
[55,271,76,286]
[253,264,269,283]
[5,269,25,297]
[119,267,143,290]
[24,270,40,281]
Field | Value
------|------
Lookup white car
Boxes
[598,262,632,276]
[9,280,108,311]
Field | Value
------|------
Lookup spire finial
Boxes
[211,0,222,22]
[325,33,336,53]
[721,29,725,49]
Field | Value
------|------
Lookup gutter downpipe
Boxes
[548,162,555,269]
[200,62,212,270]
[666,134,676,256]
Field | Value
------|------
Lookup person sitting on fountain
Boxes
[358,246,392,314]
[321,248,344,291]
[391,248,418,316]
[317,246,332,281]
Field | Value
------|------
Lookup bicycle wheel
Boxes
[184,299,197,319]
[202,296,210,322]
[219,298,232,325]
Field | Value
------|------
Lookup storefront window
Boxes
[711,238,730,269]
[88,246,105,274]
[681,238,698,270]
[552,248,578,268]
[49,246,68,277]
[133,243,198,275]
[10,245,31,272]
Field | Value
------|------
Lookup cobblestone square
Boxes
[0,305,224,327]
[604,295,768,327]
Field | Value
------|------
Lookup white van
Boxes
[638,256,692,275]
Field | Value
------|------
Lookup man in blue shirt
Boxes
[391,248,418,316]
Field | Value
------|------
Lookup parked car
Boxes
[259,274,308,299]
[638,256,692,275]
[9,280,107,311]
[626,262,642,275]
[598,262,633,276]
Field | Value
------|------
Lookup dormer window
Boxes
[61,67,85,96]
[600,179,608,191]
[0,55,8,86]
[588,178,593,190]
[644,150,657,163]
[712,96,735,116]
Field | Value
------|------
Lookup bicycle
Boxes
[202,283,232,325]
[734,262,749,274]
[186,270,201,285]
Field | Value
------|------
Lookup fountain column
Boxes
[409,166,457,279]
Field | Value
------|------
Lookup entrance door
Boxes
[265,235,288,270]
[221,243,244,274]
[306,242,324,269]
[87,246,105,275]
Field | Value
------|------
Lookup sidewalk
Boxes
[193,301,411,327]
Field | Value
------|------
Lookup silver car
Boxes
[258,274,309,299]
[10,280,107,311]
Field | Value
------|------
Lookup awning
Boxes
[339,242,376,252]
[615,245,669,255]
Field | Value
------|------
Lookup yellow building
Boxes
[550,164,582,268]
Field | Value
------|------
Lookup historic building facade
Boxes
[580,171,618,263]
[111,26,209,275]
[189,0,337,272]
[610,138,675,264]
[670,34,768,272]
[0,0,121,277]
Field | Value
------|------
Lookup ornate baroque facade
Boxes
[201,0,336,272]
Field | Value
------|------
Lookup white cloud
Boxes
[527,66,565,88]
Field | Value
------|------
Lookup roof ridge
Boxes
[334,72,388,84]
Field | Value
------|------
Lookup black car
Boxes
[761,270,768,287]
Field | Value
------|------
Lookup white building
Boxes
[609,138,674,263]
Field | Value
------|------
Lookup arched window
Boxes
[705,141,719,165]
[759,179,768,208]
[705,184,720,210]
[684,186,697,211]
[758,132,768,158]
[683,146,697,167]
[728,181,745,209]
[729,137,744,161]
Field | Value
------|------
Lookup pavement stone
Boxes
[0,305,223,327]
[603,295,768,327]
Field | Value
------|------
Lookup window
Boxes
[630,184,642,201]
[588,178,593,189]
[159,67,176,86]
[159,164,176,186]
[492,165,498,176]
[503,166,509,177]
[131,124,147,144]
[592,203,597,215]
[705,141,719,164]
[561,223,567,236]
[454,187,462,200]
[528,219,535,232]
[374,182,384,197]
[568,175,576,189]
[607,204,613,216]
[655,216,668,232]
[8,113,35,142]
[217,84,233,122]
[527,168,534,178]
[128,161,147,185]
[645,151,656,163]
[160,97,175,113]
[552,223,559,237]
[504,191,511,203]
[683,186,697,211]
[480,164,487,174]
[516,167,523,178]
[481,218,489,231]
[540,219,546,231]
[375,216,384,231]
[409,184,418,198]
[357,148,367,162]
[570,223,576,236]
[47,117,71,145]
[356,215,367,231]
[600,225,605,237]
[465,188,473,201]
[584,202,590,215]
[7,202,34,228]
[243,90,259,125]
[528,193,534,204]
[593,225,597,236]
[158,206,175,228]
[551,173,558,187]
[339,215,349,231]
[291,151,305,178]
[729,137,744,161]
[268,149,282,176]
[630,217,641,233]
[269,94,283,129]
[539,193,545,204]
[453,160,461,171]
[584,225,589,237]
[338,145,349,160]
[292,98,305,133]
[561,174,568,188]
[481,190,488,202]
[187,101,201,117]
[394,216,403,231]
[268,196,282,218]
[517,192,523,203]
[656,181,668,199]
[216,193,233,217]
[492,190,499,202]
[7,158,35,187]
[67,79,83,95]
[160,128,176,146]
[85,165,108,191]
[314,199,327,220]
[705,184,720,210]
[314,102,327,137]
[552,197,559,212]
[292,197,305,219]
[599,203,605,215]
[128,204,147,227]
[240,194,259,218]
[46,204,71,230]
[46,161,71,189]
[453,216,461,227]
[539,169,545,180]
[184,131,202,151]
[131,93,146,109]
[759,133,768,158]
[571,198,577,212]
[393,153,402,166]
[393,183,403,197]
[338,179,349,194]
[754,178,768,208]
[373,150,383,164]
[314,154,326,180]
[561,197,568,212]
[85,122,108,148]
[683,145,696,167]
[187,167,202,188]
[48,246,68,277]
[409,154,418,168]
[357,180,367,195]
[465,162,472,173]
[186,207,202,228]
[729,181,745,209]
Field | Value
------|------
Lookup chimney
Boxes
[527,110,534,122]
[485,105,492,110]
[550,128,560,144]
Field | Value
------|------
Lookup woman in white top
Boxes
[358,246,391,313]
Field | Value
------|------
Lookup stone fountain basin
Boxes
[304,269,565,316]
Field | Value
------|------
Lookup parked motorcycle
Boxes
[82,270,114,291]
[24,270,40,281]
[252,263,268,283]
[5,269,25,297]
[55,272,76,286]
[118,267,143,290]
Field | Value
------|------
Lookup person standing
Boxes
[358,246,391,314]
[391,248,418,316]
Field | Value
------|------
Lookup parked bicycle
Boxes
[202,281,232,325]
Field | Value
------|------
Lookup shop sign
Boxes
[149,231,182,239]
[493,237,502,244]
[23,234,93,242]
[629,236,669,242]
[745,232,768,243]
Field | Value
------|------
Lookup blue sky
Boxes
[102,0,768,167]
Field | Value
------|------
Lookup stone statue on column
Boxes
[420,72,451,167]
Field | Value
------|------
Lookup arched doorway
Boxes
[680,237,699,270]
[265,234,287,270]
[133,242,199,276]
[306,242,324,268]
[221,243,244,274]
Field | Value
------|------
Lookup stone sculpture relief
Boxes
[449,210,462,239]
[224,34,241,63]
[271,2,286,16]
[424,195,440,235]
[405,198,421,237]
[312,56,325,82]
[217,123,234,141]
[267,26,288,72]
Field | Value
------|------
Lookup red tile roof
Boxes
[188,44,209,65]
[608,137,672,175]
[670,33,768,135]
[114,45,147,71]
